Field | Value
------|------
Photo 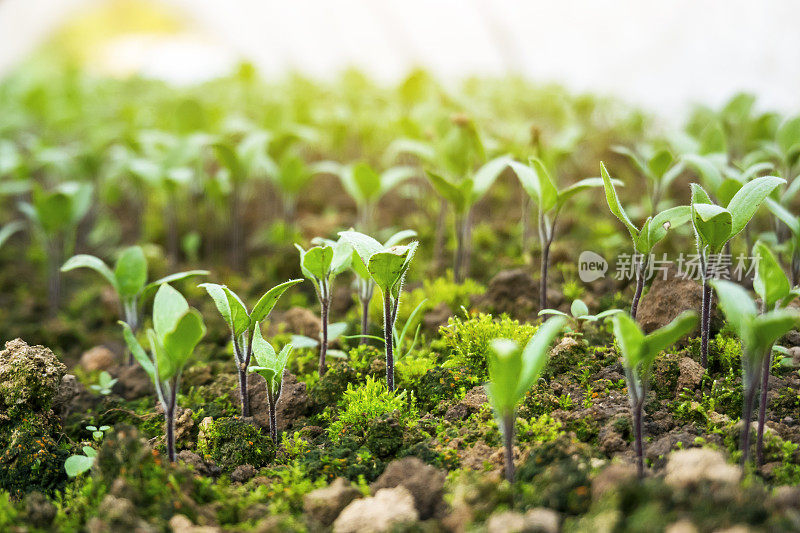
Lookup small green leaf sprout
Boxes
[340,230,418,391]
[62,245,208,365]
[611,310,698,478]
[295,237,351,376]
[89,371,118,396]
[600,162,691,319]
[487,316,569,481]
[85,424,111,442]
[612,143,685,211]
[64,446,98,478]
[689,175,785,366]
[120,284,206,462]
[199,279,302,417]
[248,328,293,444]
[538,299,621,333]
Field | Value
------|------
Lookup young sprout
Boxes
[766,198,800,285]
[748,242,800,465]
[120,284,206,462]
[711,279,800,470]
[612,143,685,212]
[295,237,351,376]
[199,279,302,417]
[689,175,785,366]
[611,310,698,478]
[18,182,93,315]
[64,446,98,478]
[62,245,208,365]
[86,424,111,442]
[486,316,569,482]
[538,299,621,333]
[340,230,418,391]
[506,158,605,311]
[89,371,118,396]
[248,327,294,444]
[600,163,691,319]
[349,229,417,343]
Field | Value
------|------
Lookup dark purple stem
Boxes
[384,293,395,392]
[503,412,516,482]
[756,349,772,466]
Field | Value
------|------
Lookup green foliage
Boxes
[539,299,621,331]
[197,417,276,471]
[64,446,97,478]
[440,313,539,381]
[0,414,69,498]
[89,371,117,395]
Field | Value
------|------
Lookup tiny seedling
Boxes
[340,230,418,391]
[689,175,785,366]
[507,158,606,311]
[19,182,93,315]
[600,162,691,318]
[89,371,118,396]
[248,327,294,444]
[295,237,351,376]
[745,242,800,465]
[711,279,800,470]
[120,284,206,462]
[612,143,685,211]
[486,316,568,481]
[200,279,301,417]
[538,299,621,333]
[611,310,698,478]
[86,424,111,442]
[62,245,208,364]
[64,446,98,478]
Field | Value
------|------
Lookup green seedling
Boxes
[313,161,416,231]
[711,279,800,470]
[291,321,348,358]
[612,143,685,212]
[200,279,301,417]
[295,238,351,376]
[750,242,800,465]
[19,182,93,315]
[689,175,785,366]
[506,157,605,311]
[248,328,294,444]
[89,371,117,396]
[600,162,691,318]
[766,198,800,285]
[611,311,698,478]
[120,284,206,462]
[86,424,111,442]
[486,316,569,481]
[538,299,621,333]
[340,230,418,391]
[64,446,97,478]
[62,245,208,365]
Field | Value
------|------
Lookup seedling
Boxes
[340,230,418,391]
[689,175,785,366]
[19,182,93,315]
[295,238,351,376]
[248,327,294,444]
[711,279,800,470]
[750,242,800,465]
[291,321,348,359]
[200,279,302,417]
[612,143,684,211]
[62,245,208,365]
[611,310,698,478]
[64,446,98,478]
[86,424,111,442]
[538,299,621,333]
[766,198,800,285]
[486,316,568,481]
[120,284,206,462]
[600,163,691,318]
[89,371,118,396]
[506,158,606,310]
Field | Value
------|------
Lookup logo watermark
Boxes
[578,251,608,282]
[578,251,761,282]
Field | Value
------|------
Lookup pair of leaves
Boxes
[539,299,621,323]
[121,284,206,382]
[315,161,416,207]
[712,280,800,371]
[425,155,512,214]
[339,230,418,296]
[752,242,799,310]
[511,157,605,214]
[64,447,97,477]
[600,163,691,254]
[62,246,208,304]
[296,239,351,284]
[200,279,303,338]
[611,311,698,373]
[249,327,293,395]
[486,316,568,416]
[613,144,683,190]
[690,175,785,253]
[19,182,93,235]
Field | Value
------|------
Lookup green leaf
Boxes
[641,311,698,362]
[600,162,639,243]
[692,203,733,252]
[711,280,757,337]
[142,270,209,302]
[425,170,466,213]
[611,314,646,369]
[330,238,353,276]
[379,166,415,194]
[472,155,510,198]
[212,142,244,181]
[301,245,334,281]
[557,177,606,207]
[114,246,148,300]
[153,284,190,340]
[251,279,303,323]
[647,206,691,248]
[766,199,800,236]
[777,116,800,158]
[689,183,713,205]
[648,149,674,178]
[162,308,205,371]
[383,229,417,248]
[119,321,155,380]
[753,242,790,310]
[339,230,383,266]
[61,254,118,292]
[65,455,94,477]
[0,221,23,250]
[517,315,568,396]
[149,328,176,381]
[528,157,559,212]
[222,287,251,336]
[570,299,589,318]
[684,155,724,192]
[751,310,800,360]
[199,283,234,329]
[486,338,522,415]
[726,175,785,237]
[368,246,411,293]
[347,162,381,204]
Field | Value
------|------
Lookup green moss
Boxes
[0,339,66,419]
[412,365,475,412]
[297,437,385,483]
[0,413,69,499]
[440,313,538,381]
[197,417,275,471]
